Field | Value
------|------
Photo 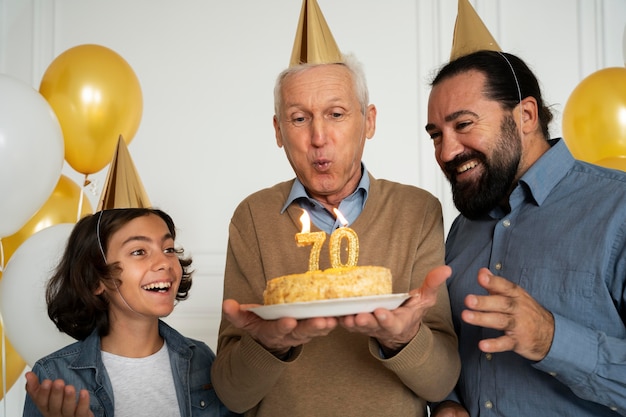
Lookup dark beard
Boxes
[445,115,521,220]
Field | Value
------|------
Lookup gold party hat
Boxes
[450,0,501,61]
[289,0,342,66]
[96,135,151,210]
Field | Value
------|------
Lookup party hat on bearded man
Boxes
[97,135,151,210]
[450,0,501,61]
[289,0,343,66]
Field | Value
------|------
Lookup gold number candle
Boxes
[329,209,359,268]
[295,210,326,271]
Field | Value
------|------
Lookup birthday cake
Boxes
[263,266,392,305]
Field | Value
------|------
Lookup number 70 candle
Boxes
[295,209,359,271]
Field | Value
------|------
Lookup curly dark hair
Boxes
[46,208,193,340]
[430,50,553,140]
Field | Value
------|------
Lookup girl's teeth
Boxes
[142,282,171,290]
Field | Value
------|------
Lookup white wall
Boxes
[1,0,625,414]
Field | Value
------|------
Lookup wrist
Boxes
[378,340,406,358]
[267,346,292,360]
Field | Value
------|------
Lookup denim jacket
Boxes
[23,320,238,417]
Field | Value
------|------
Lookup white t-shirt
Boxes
[102,341,181,417]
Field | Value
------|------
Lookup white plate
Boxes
[245,293,411,320]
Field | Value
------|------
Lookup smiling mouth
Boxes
[457,160,479,174]
[142,282,172,293]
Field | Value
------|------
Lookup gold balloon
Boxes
[562,67,626,164]
[594,156,626,171]
[39,44,143,175]
[0,175,92,265]
[0,328,26,400]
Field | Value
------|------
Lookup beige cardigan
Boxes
[212,174,460,417]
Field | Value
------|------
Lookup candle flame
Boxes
[299,209,311,233]
[333,208,348,227]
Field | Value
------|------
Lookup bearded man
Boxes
[425,50,626,417]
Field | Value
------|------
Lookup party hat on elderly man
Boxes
[450,0,501,61]
[289,0,343,66]
[97,135,151,210]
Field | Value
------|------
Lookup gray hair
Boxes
[273,53,370,120]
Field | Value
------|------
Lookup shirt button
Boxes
[503,219,511,227]
[610,406,618,411]
[485,353,492,360]
[200,401,206,407]
[549,371,557,377]
[495,263,502,270]
[485,400,493,409]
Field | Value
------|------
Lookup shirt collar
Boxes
[517,138,574,206]
[281,163,370,214]
[487,138,574,219]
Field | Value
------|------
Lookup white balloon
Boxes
[0,223,74,366]
[0,74,64,237]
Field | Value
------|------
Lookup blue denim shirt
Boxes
[443,139,626,416]
[23,320,238,417]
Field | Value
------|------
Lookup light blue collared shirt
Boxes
[281,164,370,234]
[443,139,626,416]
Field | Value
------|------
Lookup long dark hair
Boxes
[46,208,192,340]
[431,50,553,140]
